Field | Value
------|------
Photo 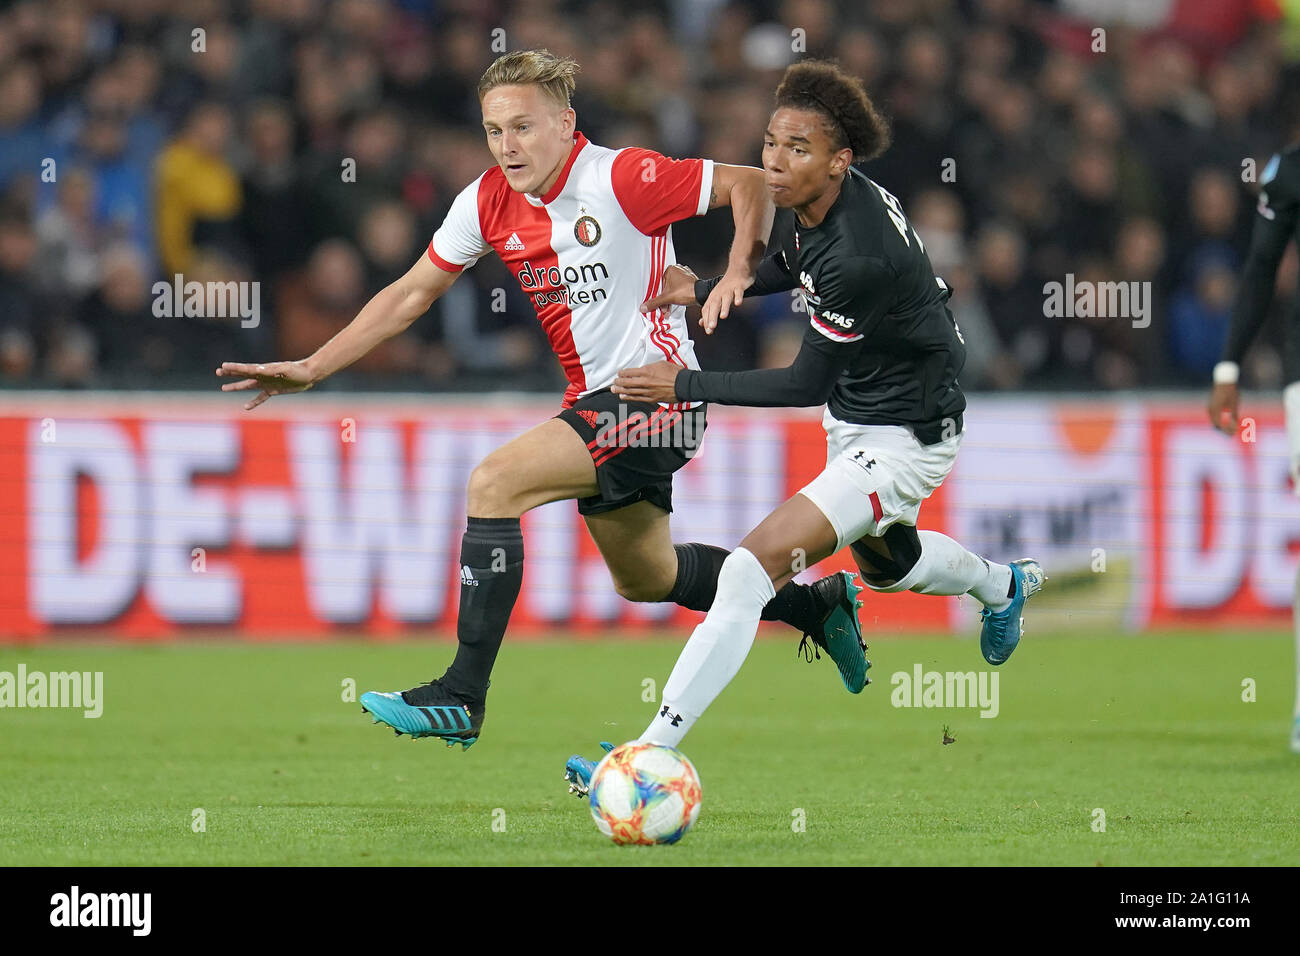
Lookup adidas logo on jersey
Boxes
[576,409,601,428]
[460,565,478,587]
[504,232,526,251]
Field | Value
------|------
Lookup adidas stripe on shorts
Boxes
[556,389,707,516]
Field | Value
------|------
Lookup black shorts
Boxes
[557,390,707,516]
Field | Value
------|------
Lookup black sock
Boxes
[666,542,823,632]
[762,579,822,633]
[441,517,524,700]
[665,543,728,611]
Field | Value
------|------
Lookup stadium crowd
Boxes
[0,0,1297,394]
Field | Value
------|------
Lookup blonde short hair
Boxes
[478,49,580,108]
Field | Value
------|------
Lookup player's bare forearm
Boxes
[305,255,455,382]
[218,255,456,410]
[714,164,774,276]
[697,164,774,331]
[304,286,419,381]
[217,283,429,410]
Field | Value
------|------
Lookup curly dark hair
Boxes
[773,59,891,163]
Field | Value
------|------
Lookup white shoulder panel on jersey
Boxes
[430,172,492,270]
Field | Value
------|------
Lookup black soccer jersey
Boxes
[679,166,966,444]
[1221,146,1300,374]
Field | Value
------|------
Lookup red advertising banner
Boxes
[1,394,1291,641]
[0,394,947,641]
[1143,407,1300,628]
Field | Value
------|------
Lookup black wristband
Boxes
[694,276,722,306]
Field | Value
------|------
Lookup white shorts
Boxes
[798,409,961,551]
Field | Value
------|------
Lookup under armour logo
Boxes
[659,705,682,727]
[853,451,875,469]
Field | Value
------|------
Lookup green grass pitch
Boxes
[2,631,1297,865]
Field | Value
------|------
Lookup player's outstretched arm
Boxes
[622,257,887,407]
[1208,214,1293,434]
[216,253,458,410]
[699,163,775,332]
[613,332,848,408]
[1209,152,1299,435]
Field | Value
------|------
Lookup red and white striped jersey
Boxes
[427,132,714,407]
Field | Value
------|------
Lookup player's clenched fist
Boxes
[216,360,316,410]
[612,360,682,404]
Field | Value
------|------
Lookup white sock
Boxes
[640,547,776,748]
[865,530,1013,611]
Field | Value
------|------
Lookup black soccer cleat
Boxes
[360,678,486,749]
[797,571,871,693]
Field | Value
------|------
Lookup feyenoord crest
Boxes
[574,215,602,246]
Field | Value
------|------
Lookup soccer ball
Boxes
[588,742,703,845]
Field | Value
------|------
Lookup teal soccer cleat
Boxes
[1291,717,1300,755]
[360,678,484,750]
[798,571,872,694]
[979,558,1047,666]
[565,741,615,796]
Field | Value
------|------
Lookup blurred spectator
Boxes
[974,221,1051,386]
[304,108,405,244]
[1168,248,1236,378]
[357,201,418,294]
[1169,167,1249,274]
[277,240,367,361]
[155,102,242,275]
[1114,215,1171,380]
[277,238,431,379]
[239,100,309,287]
[910,189,1008,390]
[0,216,39,381]
[0,62,44,193]
[79,242,166,379]
[33,167,101,299]
[1058,143,1124,258]
[48,64,160,259]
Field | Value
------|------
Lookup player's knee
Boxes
[610,555,677,602]
[884,523,922,576]
[612,577,670,603]
[852,526,921,592]
[716,547,770,598]
[466,459,517,515]
[862,575,907,593]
